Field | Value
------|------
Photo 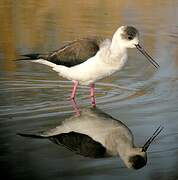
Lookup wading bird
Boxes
[18,108,163,170]
[18,26,159,107]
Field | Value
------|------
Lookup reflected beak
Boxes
[142,126,163,152]
[135,44,160,69]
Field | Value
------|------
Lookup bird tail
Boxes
[17,132,49,139]
[15,53,49,61]
[16,53,70,77]
[15,52,59,70]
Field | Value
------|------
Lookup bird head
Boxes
[113,25,159,69]
[123,126,163,170]
[117,26,139,48]
[125,148,147,170]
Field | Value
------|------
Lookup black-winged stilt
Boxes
[18,26,159,107]
[18,108,163,169]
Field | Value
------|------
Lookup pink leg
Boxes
[70,80,79,100]
[90,83,96,107]
[70,98,80,116]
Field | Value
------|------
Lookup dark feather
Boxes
[50,131,107,158]
[17,132,47,139]
[18,131,107,158]
[46,37,102,67]
[17,37,103,67]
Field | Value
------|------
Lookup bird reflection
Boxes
[18,108,163,170]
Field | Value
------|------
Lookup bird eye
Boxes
[128,36,133,40]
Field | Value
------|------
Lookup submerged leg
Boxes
[70,98,80,116]
[70,80,80,116]
[70,80,79,100]
[90,83,96,107]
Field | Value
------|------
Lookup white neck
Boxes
[110,36,127,59]
[116,141,136,168]
[117,142,134,157]
[114,131,134,158]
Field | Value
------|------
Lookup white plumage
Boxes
[35,38,127,85]
[18,108,163,169]
[22,25,159,106]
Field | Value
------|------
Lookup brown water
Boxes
[0,1,178,180]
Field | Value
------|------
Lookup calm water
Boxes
[1,1,178,180]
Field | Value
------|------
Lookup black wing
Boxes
[19,37,102,67]
[50,131,107,158]
[18,131,107,158]
[47,37,102,67]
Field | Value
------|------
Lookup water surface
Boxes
[0,1,178,180]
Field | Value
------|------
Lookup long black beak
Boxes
[142,126,163,152]
[135,44,160,69]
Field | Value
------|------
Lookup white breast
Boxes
[60,47,127,85]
